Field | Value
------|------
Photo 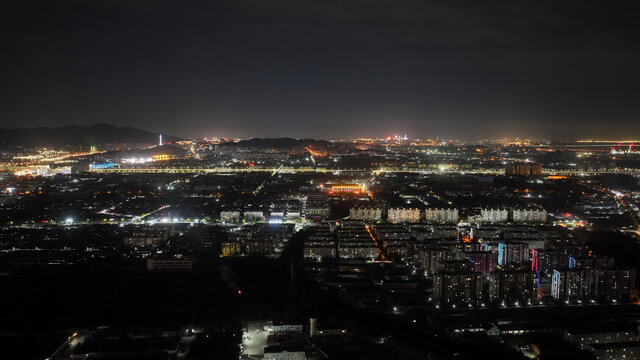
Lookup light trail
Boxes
[43,150,106,162]
[254,165,283,194]
[304,146,325,157]
[365,224,387,261]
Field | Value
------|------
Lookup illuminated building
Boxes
[464,251,497,274]
[511,208,547,223]
[159,133,163,146]
[497,242,529,266]
[433,270,483,305]
[337,243,379,259]
[531,249,539,271]
[577,195,623,218]
[220,211,241,223]
[565,326,638,359]
[505,163,542,176]
[122,156,152,164]
[418,224,458,240]
[424,208,459,223]
[387,207,421,223]
[506,164,528,176]
[269,211,284,223]
[305,195,329,221]
[553,213,587,228]
[571,256,615,270]
[151,154,174,161]
[243,211,266,222]
[337,221,380,260]
[329,184,366,194]
[221,223,291,256]
[349,206,382,221]
[595,267,637,300]
[263,347,306,360]
[454,223,475,244]
[551,269,561,299]
[421,248,449,276]
[515,164,530,176]
[372,223,412,258]
[497,243,507,266]
[89,162,115,170]
[589,342,640,360]
[531,164,542,175]
[488,269,538,302]
[481,208,547,223]
[473,226,502,240]
[548,258,634,300]
[438,259,474,273]
[303,228,336,260]
[284,209,301,222]
[264,322,304,334]
[552,269,584,299]
[480,209,509,223]
[124,229,170,248]
[221,241,241,256]
[309,318,317,337]
[14,165,51,177]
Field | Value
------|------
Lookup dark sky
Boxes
[1,0,639,140]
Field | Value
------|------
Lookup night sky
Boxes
[1,0,639,139]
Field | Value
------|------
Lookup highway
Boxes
[88,166,640,176]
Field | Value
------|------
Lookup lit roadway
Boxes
[89,167,640,176]
[253,164,282,195]
[365,224,387,261]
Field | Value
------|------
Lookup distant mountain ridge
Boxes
[0,124,181,147]
[221,137,331,148]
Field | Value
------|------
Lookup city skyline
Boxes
[3,2,640,359]
[5,122,640,143]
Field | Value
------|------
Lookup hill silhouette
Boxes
[0,124,181,147]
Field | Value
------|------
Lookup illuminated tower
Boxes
[498,242,507,266]
[551,270,561,299]
[159,134,163,146]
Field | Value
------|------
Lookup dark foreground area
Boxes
[2,229,640,359]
